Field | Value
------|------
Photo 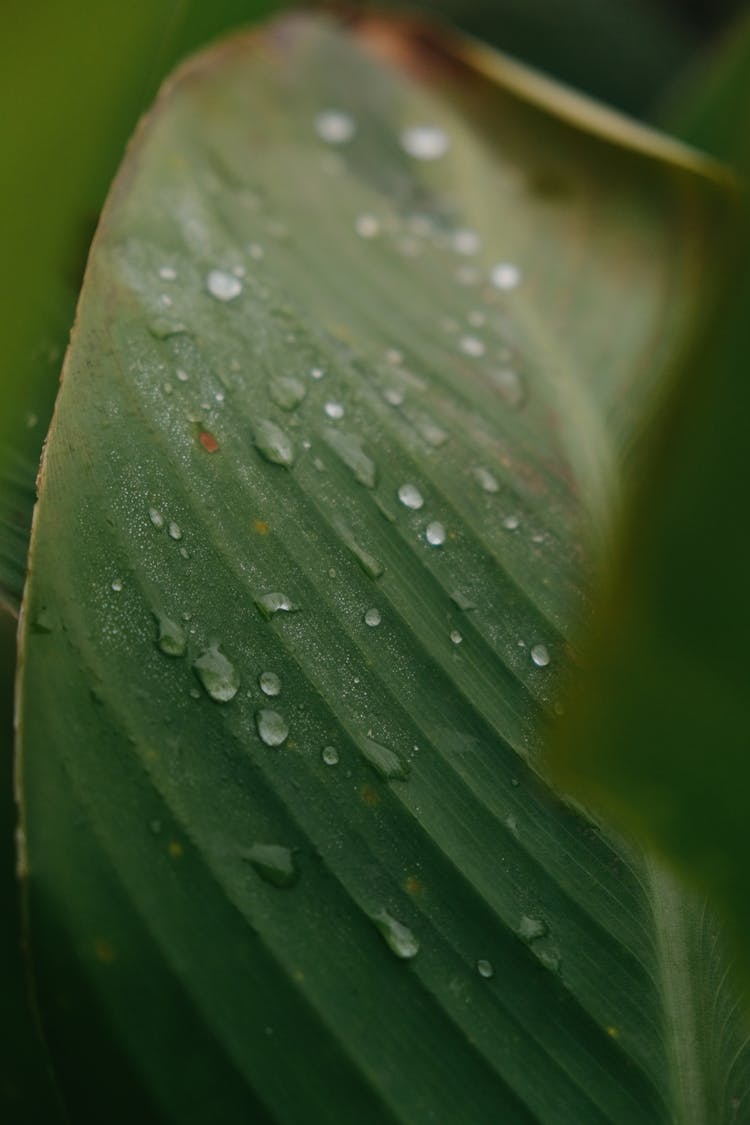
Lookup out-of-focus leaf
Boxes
[659,5,750,169]
[17,12,748,1124]
[553,0,750,1003]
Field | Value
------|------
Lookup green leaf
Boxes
[16,13,749,1123]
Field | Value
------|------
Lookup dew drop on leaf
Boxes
[322,745,339,766]
[253,418,295,468]
[530,644,551,667]
[502,514,520,531]
[398,483,424,510]
[255,592,297,619]
[269,375,306,411]
[477,959,494,979]
[364,607,381,627]
[322,428,377,488]
[373,909,419,958]
[256,708,289,747]
[518,915,548,943]
[425,521,446,547]
[359,736,409,781]
[192,644,240,703]
[243,843,298,888]
[155,614,186,657]
[314,109,356,144]
[450,630,463,646]
[168,521,182,541]
[490,262,522,291]
[206,269,243,301]
[472,467,499,494]
[324,401,345,420]
[149,507,164,529]
[259,670,282,697]
[400,124,449,161]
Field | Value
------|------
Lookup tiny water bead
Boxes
[373,909,419,959]
[322,745,340,766]
[309,366,325,380]
[491,368,525,409]
[269,375,306,411]
[206,269,243,302]
[324,401,344,420]
[355,213,380,239]
[425,521,446,547]
[490,262,522,291]
[453,229,480,255]
[502,514,520,531]
[176,368,189,382]
[255,591,297,618]
[360,736,409,781]
[314,109,356,144]
[323,429,377,488]
[253,418,295,468]
[155,614,187,657]
[256,708,289,747]
[193,645,240,703]
[244,843,298,888]
[459,335,486,358]
[518,915,548,943]
[168,521,182,541]
[530,644,551,668]
[477,959,494,979]
[111,578,123,593]
[473,467,499,494]
[159,265,177,281]
[149,507,164,528]
[364,607,381,627]
[400,124,449,161]
[450,630,463,646]
[259,671,282,697]
[398,483,424,510]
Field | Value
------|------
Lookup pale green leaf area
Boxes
[17,13,749,1124]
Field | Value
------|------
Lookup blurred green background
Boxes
[1,0,748,1118]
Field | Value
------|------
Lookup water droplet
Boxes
[400,125,449,161]
[355,213,380,239]
[256,708,289,747]
[359,735,408,781]
[309,366,325,380]
[451,591,477,612]
[206,269,242,301]
[159,265,177,281]
[453,229,480,255]
[398,483,424,510]
[410,413,449,448]
[243,843,297,888]
[322,428,377,488]
[531,644,550,667]
[155,614,186,657]
[149,507,164,528]
[364,607,381,627]
[199,430,219,453]
[473,467,499,493]
[255,591,297,619]
[425,521,446,547]
[254,418,295,468]
[324,401,344,420]
[490,262,522,291]
[373,909,419,958]
[111,578,123,592]
[518,915,547,943]
[502,514,520,531]
[490,368,525,408]
[168,521,182,541]
[314,109,356,144]
[148,317,187,339]
[322,745,340,766]
[539,950,561,972]
[193,645,240,703]
[269,375,306,411]
[476,959,494,979]
[450,630,463,645]
[259,670,282,697]
[383,387,405,406]
[459,335,485,358]
[336,523,384,579]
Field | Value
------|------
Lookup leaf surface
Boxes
[17,13,749,1124]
